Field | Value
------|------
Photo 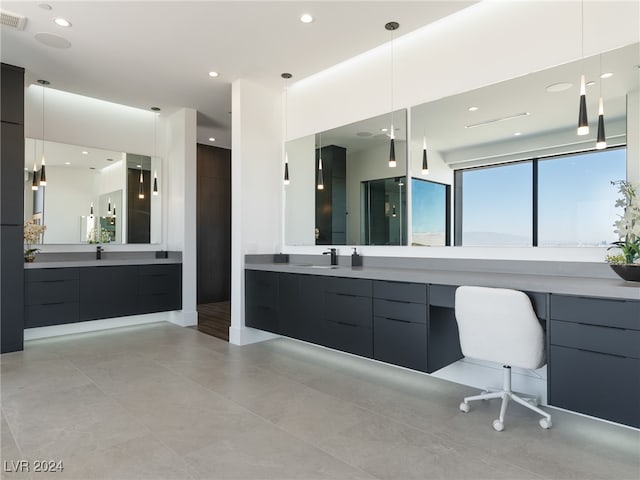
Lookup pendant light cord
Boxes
[580,0,584,59]
[42,85,45,160]
[390,27,394,130]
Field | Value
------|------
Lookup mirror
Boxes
[285,109,408,246]
[24,139,162,244]
[409,42,639,245]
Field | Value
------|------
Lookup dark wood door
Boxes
[197,144,231,304]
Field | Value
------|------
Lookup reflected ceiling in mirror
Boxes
[285,109,408,246]
[411,42,639,170]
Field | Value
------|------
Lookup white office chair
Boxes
[454,286,552,431]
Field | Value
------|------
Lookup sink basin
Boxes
[293,264,339,269]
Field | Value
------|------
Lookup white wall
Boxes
[230,78,282,345]
[278,0,640,262]
[628,91,640,183]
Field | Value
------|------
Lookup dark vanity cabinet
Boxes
[426,285,464,373]
[245,269,279,333]
[278,273,325,344]
[373,281,428,371]
[25,264,182,328]
[548,294,640,428]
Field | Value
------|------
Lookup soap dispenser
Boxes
[351,248,363,267]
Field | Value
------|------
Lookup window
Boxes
[459,162,533,246]
[538,148,626,246]
[454,147,626,247]
[411,178,450,246]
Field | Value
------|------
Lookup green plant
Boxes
[608,180,640,264]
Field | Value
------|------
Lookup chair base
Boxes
[459,366,552,431]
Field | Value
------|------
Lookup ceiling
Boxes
[1,1,475,149]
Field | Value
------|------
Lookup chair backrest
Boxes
[454,286,545,370]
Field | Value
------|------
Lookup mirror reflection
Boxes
[286,109,408,246]
[24,139,161,245]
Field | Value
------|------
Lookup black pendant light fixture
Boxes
[421,134,429,175]
[317,133,324,190]
[386,21,399,168]
[90,203,94,218]
[282,73,292,185]
[107,198,112,215]
[37,80,50,186]
[577,2,589,136]
[596,55,607,149]
[31,163,38,191]
[151,107,161,196]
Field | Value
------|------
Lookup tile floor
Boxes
[1,322,638,480]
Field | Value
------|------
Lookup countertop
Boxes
[245,261,640,300]
[24,251,182,269]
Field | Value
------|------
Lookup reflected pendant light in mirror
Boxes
[153,171,159,195]
[386,21,399,168]
[282,73,292,185]
[107,198,112,215]
[31,163,38,191]
[422,134,429,175]
[37,80,50,186]
[596,56,607,149]
[577,2,589,136]
[317,133,324,190]
[151,107,161,195]
[138,167,144,199]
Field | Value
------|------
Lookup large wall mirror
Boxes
[24,139,162,245]
[285,109,408,246]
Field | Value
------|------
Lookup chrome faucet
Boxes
[323,248,338,266]
[96,245,104,260]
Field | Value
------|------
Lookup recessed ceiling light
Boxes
[89,167,95,170]
[150,106,161,111]
[514,132,522,136]
[600,72,614,79]
[300,14,314,23]
[38,3,52,10]
[380,128,388,132]
[136,164,142,168]
[545,82,573,93]
[209,137,216,142]
[208,71,219,78]
[34,32,71,49]
[54,17,71,27]
[586,80,596,87]
[81,151,88,155]
[468,106,479,112]
[106,158,114,162]
[65,162,71,165]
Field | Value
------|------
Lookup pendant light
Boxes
[596,55,607,149]
[90,203,94,218]
[577,2,589,136]
[317,133,324,190]
[282,73,292,185]
[107,198,112,215]
[150,107,161,195]
[31,163,38,191]
[37,80,50,186]
[421,133,429,175]
[386,21,399,168]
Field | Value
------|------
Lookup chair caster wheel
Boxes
[539,418,552,429]
[492,419,504,431]
[459,402,470,413]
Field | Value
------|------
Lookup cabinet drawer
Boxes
[139,264,180,276]
[245,305,279,333]
[245,270,278,308]
[373,281,426,304]
[139,273,180,296]
[429,284,456,308]
[325,292,372,328]
[322,321,372,358]
[25,302,79,328]
[373,316,427,372]
[549,345,640,428]
[25,279,79,306]
[25,268,79,282]
[373,299,426,324]
[550,295,640,330]
[325,277,372,297]
[139,292,181,314]
[551,320,640,359]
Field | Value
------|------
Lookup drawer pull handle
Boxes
[576,348,628,359]
[332,292,359,298]
[380,317,413,324]
[336,321,359,328]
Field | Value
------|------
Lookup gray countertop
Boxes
[24,251,182,269]
[245,261,640,300]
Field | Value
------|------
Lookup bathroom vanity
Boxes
[245,258,640,428]
[24,257,182,328]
